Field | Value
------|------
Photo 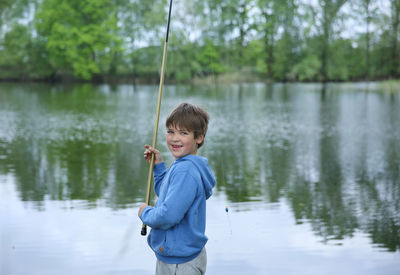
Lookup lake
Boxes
[0,82,399,275]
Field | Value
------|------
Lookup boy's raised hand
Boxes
[144,145,162,165]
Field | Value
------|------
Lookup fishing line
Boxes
[113,219,138,263]
[225,206,232,235]
[218,143,231,235]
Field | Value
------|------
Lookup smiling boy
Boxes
[138,102,216,275]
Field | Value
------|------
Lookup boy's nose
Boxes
[170,133,179,141]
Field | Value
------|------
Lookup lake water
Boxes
[0,82,399,275]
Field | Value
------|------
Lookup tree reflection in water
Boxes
[0,82,399,251]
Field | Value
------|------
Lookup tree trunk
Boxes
[321,18,329,83]
[238,1,247,69]
[365,0,371,80]
[262,10,275,80]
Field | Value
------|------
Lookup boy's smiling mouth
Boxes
[171,144,183,150]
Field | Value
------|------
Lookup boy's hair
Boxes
[166,103,210,148]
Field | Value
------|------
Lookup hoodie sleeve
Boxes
[153,162,167,196]
[140,171,197,230]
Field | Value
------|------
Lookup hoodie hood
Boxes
[177,154,216,199]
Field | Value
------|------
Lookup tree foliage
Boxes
[0,0,398,82]
[35,0,122,79]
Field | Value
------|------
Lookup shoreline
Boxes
[0,74,399,92]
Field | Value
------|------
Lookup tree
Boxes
[114,0,168,80]
[199,0,256,69]
[293,36,322,81]
[237,0,255,68]
[304,0,347,82]
[35,0,122,80]
[197,38,224,77]
[256,0,299,81]
[390,0,400,77]
[363,0,373,79]
[352,0,381,79]
[257,0,279,80]
[0,0,13,30]
[0,0,34,31]
[272,0,300,81]
[318,0,347,82]
[0,1,49,80]
[0,0,397,82]
[0,24,32,79]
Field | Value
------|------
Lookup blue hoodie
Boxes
[140,154,216,264]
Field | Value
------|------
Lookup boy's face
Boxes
[166,126,204,159]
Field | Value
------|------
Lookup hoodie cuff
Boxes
[140,206,153,222]
[153,162,167,175]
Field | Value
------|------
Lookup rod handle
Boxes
[141,224,147,236]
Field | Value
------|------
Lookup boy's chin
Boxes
[172,152,184,159]
[169,147,197,159]
[170,151,190,159]
[169,149,182,158]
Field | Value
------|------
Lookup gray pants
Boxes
[155,248,207,275]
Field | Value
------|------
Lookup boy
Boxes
[138,102,216,275]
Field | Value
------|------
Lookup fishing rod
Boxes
[141,0,174,236]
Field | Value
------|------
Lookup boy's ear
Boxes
[196,134,205,145]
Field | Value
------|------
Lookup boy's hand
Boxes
[144,145,162,165]
[138,203,148,217]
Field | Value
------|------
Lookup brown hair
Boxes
[166,103,210,148]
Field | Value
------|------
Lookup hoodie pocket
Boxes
[163,229,177,256]
[158,226,182,257]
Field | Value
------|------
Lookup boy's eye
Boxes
[180,131,189,135]
[167,130,174,134]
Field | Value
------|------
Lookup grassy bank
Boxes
[192,71,267,85]
[379,80,400,93]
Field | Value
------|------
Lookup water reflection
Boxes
[0,82,399,252]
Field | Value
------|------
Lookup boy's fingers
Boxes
[144,145,160,160]
[144,145,154,152]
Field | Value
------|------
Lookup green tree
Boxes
[0,0,53,80]
[256,0,299,81]
[316,0,348,82]
[363,0,373,79]
[0,0,34,30]
[293,54,321,81]
[35,0,122,80]
[115,0,168,80]
[352,0,382,80]
[360,0,377,79]
[0,0,13,29]
[257,0,279,80]
[200,0,255,69]
[328,38,364,81]
[390,0,400,77]
[0,0,398,83]
[272,0,300,81]
[242,39,265,74]
[236,0,255,68]
[0,24,32,79]
[165,32,199,82]
[197,39,224,77]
